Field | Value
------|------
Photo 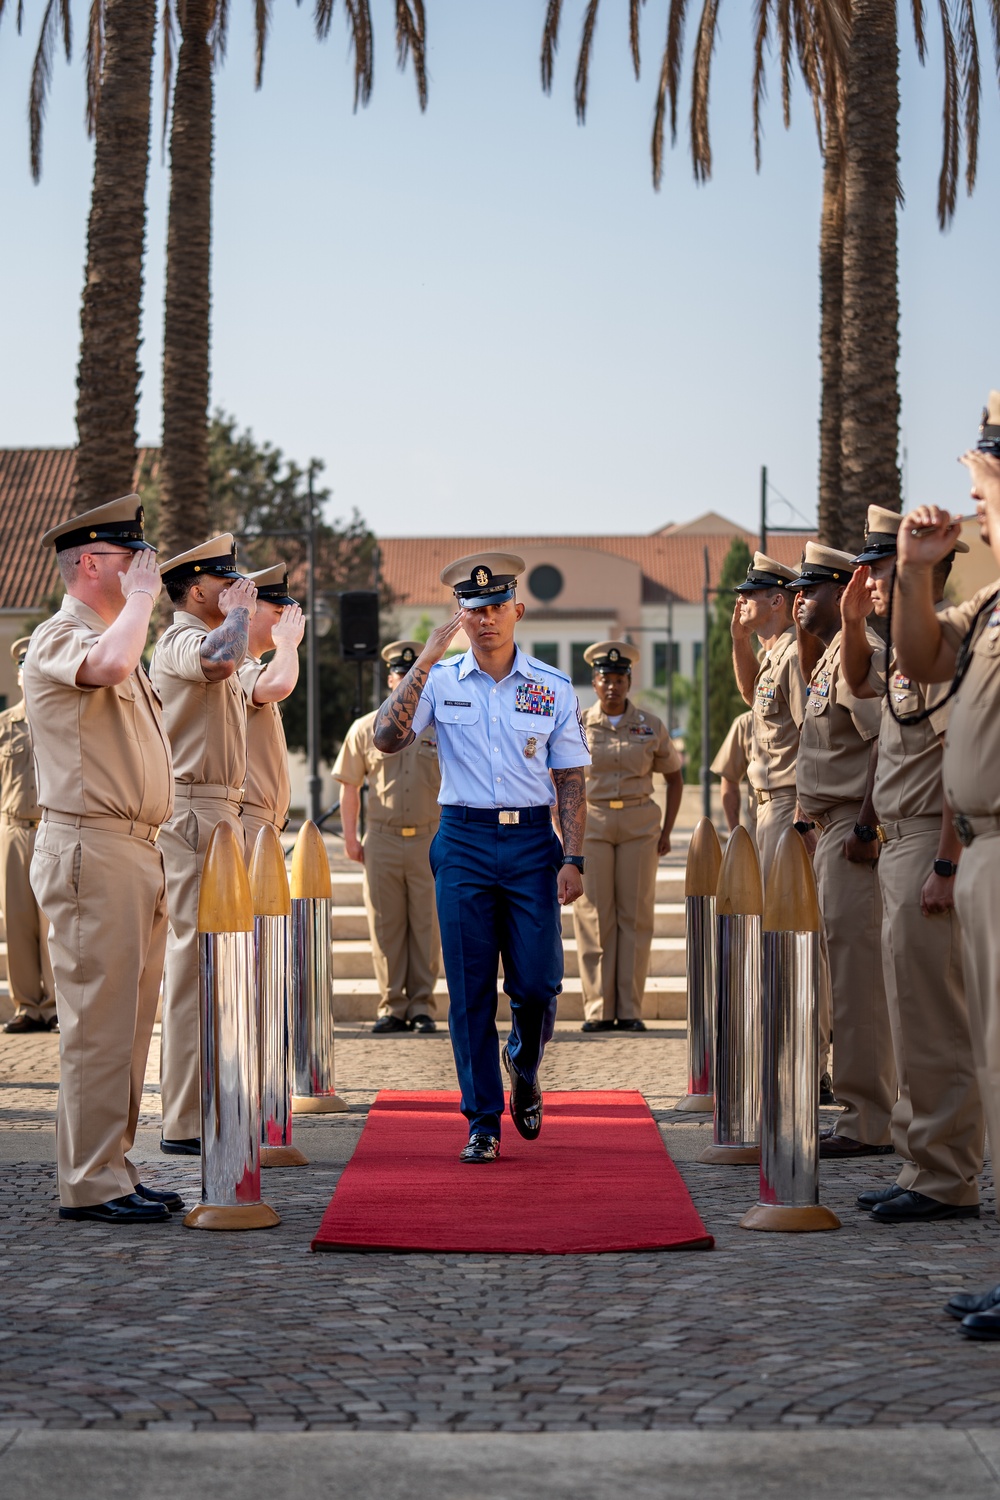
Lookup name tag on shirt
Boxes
[444,700,472,708]
[514,682,555,716]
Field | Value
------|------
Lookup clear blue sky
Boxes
[1,4,998,540]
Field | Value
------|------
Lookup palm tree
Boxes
[3,0,156,507]
[157,0,429,556]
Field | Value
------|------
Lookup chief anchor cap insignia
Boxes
[475,567,490,587]
[440,552,525,610]
[381,639,424,671]
[609,648,620,662]
[582,639,639,672]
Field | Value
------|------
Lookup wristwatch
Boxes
[853,823,879,843]
[933,858,958,878]
[792,820,815,835]
[562,855,586,873]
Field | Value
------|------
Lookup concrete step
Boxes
[328,867,687,905]
[329,976,686,1022]
[328,903,687,941]
[329,935,686,980]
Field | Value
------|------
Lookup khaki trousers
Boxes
[813,813,895,1144]
[574,800,661,1023]
[363,824,440,1020]
[0,818,55,1022]
[159,795,245,1140]
[955,832,1000,1220]
[30,823,167,1206]
[878,827,982,1204]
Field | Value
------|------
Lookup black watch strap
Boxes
[854,823,879,843]
[933,858,958,877]
[793,819,815,835]
[562,855,585,872]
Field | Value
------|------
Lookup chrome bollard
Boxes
[698,825,762,1165]
[678,817,723,1112]
[250,825,308,1167]
[741,828,841,1233]
[183,822,280,1231]
[290,820,347,1114]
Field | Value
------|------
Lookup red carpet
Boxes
[311,1090,713,1254]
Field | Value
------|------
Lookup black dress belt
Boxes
[440,805,551,826]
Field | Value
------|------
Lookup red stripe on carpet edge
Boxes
[311,1090,714,1255]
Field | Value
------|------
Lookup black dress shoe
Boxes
[581,1020,616,1033]
[857,1183,905,1209]
[870,1189,980,1223]
[819,1130,894,1158]
[410,1014,437,1034]
[47,1016,60,1033]
[134,1182,185,1213]
[59,1193,170,1224]
[160,1137,201,1156]
[459,1133,500,1164]
[371,1015,411,1034]
[945,1283,1000,1321]
[961,1307,1000,1340]
[502,1044,542,1141]
[2,1013,48,1034]
[616,1018,647,1032]
[819,1072,837,1106]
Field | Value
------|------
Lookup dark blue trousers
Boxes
[430,809,564,1137]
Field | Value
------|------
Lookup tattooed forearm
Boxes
[373,663,429,753]
[201,608,250,677]
[552,766,587,856]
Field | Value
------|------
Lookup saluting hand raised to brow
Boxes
[419,609,471,667]
[897,505,963,567]
[271,603,305,647]
[730,599,753,642]
[120,547,162,603]
[840,565,872,625]
[218,575,258,620]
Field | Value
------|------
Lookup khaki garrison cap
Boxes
[978,390,1000,452]
[245,564,297,606]
[10,637,31,667]
[853,504,969,566]
[734,551,800,593]
[583,640,639,673]
[787,542,856,590]
[382,640,422,673]
[159,533,241,582]
[440,552,525,609]
[40,494,153,554]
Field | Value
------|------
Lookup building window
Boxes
[653,641,680,686]
[692,641,703,678]
[532,642,560,669]
[528,564,564,602]
[571,644,591,685]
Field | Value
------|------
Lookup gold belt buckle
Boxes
[876,824,888,844]
[401,827,416,837]
[609,799,624,809]
[498,810,520,825]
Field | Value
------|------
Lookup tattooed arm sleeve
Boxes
[200,607,250,681]
[372,662,430,753]
[551,766,587,856]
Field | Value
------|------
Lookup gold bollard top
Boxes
[716,824,763,917]
[685,817,723,898]
[249,823,291,917]
[763,826,822,933]
[198,822,254,934]
[290,819,332,900]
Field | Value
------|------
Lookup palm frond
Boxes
[664,0,691,145]
[629,0,644,78]
[911,0,927,64]
[29,0,71,182]
[345,1,374,109]
[752,0,771,172]
[690,0,720,183]
[396,0,427,110]
[956,0,980,197]
[211,0,229,63]
[253,0,272,88]
[0,3,28,35]
[574,0,601,123]
[540,0,563,91]
[988,0,1000,89]
[85,0,104,137]
[160,0,177,159]
[314,0,335,38]
[936,0,959,227]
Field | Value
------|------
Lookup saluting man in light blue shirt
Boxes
[373,552,591,1163]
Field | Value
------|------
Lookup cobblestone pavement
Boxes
[3,1019,1000,1435]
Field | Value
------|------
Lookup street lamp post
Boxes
[305,466,322,825]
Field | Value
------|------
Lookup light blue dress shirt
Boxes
[409,645,591,808]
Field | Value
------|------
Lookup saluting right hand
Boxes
[840,565,872,624]
[419,609,470,667]
[897,506,963,567]
[218,575,258,620]
[730,599,752,642]
[120,547,161,603]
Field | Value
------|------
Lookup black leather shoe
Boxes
[819,1130,894,1159]
[410,1014,437,1034]
[502,1044,542,1141]
[616,1018,647,1032]
[59,1193,170,1224]
[47,1016,60,1033]
[945,1283,1000,1321]
[871,1189,980,1223]
[581,1020,615,1033]
[160,1137,200,1156]
[961,1307,1000,1340]
[134,1182,185,1213]
[857,1183,905,1209]
[819,1072,837,1106]
[459,1133,500,1164]
[371,1015,410,1034]
[2,1013,48,1034]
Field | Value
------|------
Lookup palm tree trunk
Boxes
[160,0,214,556]
[817,114,845,548]
[74,1,156,509]
[839,0,901,543]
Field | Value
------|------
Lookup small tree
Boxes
[684,538,753,785]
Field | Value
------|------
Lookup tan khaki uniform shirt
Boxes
[748,627,806,792]
[711,711,752,783]
[0,703,42,820]
[150,611,247,789]
[332,709,441,828]
[869,604,952,823]
[581,702,680,801]
[796,630,882,817]
[22,596,173,823]
[938,580,1000,816]
[238,658,292,824]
